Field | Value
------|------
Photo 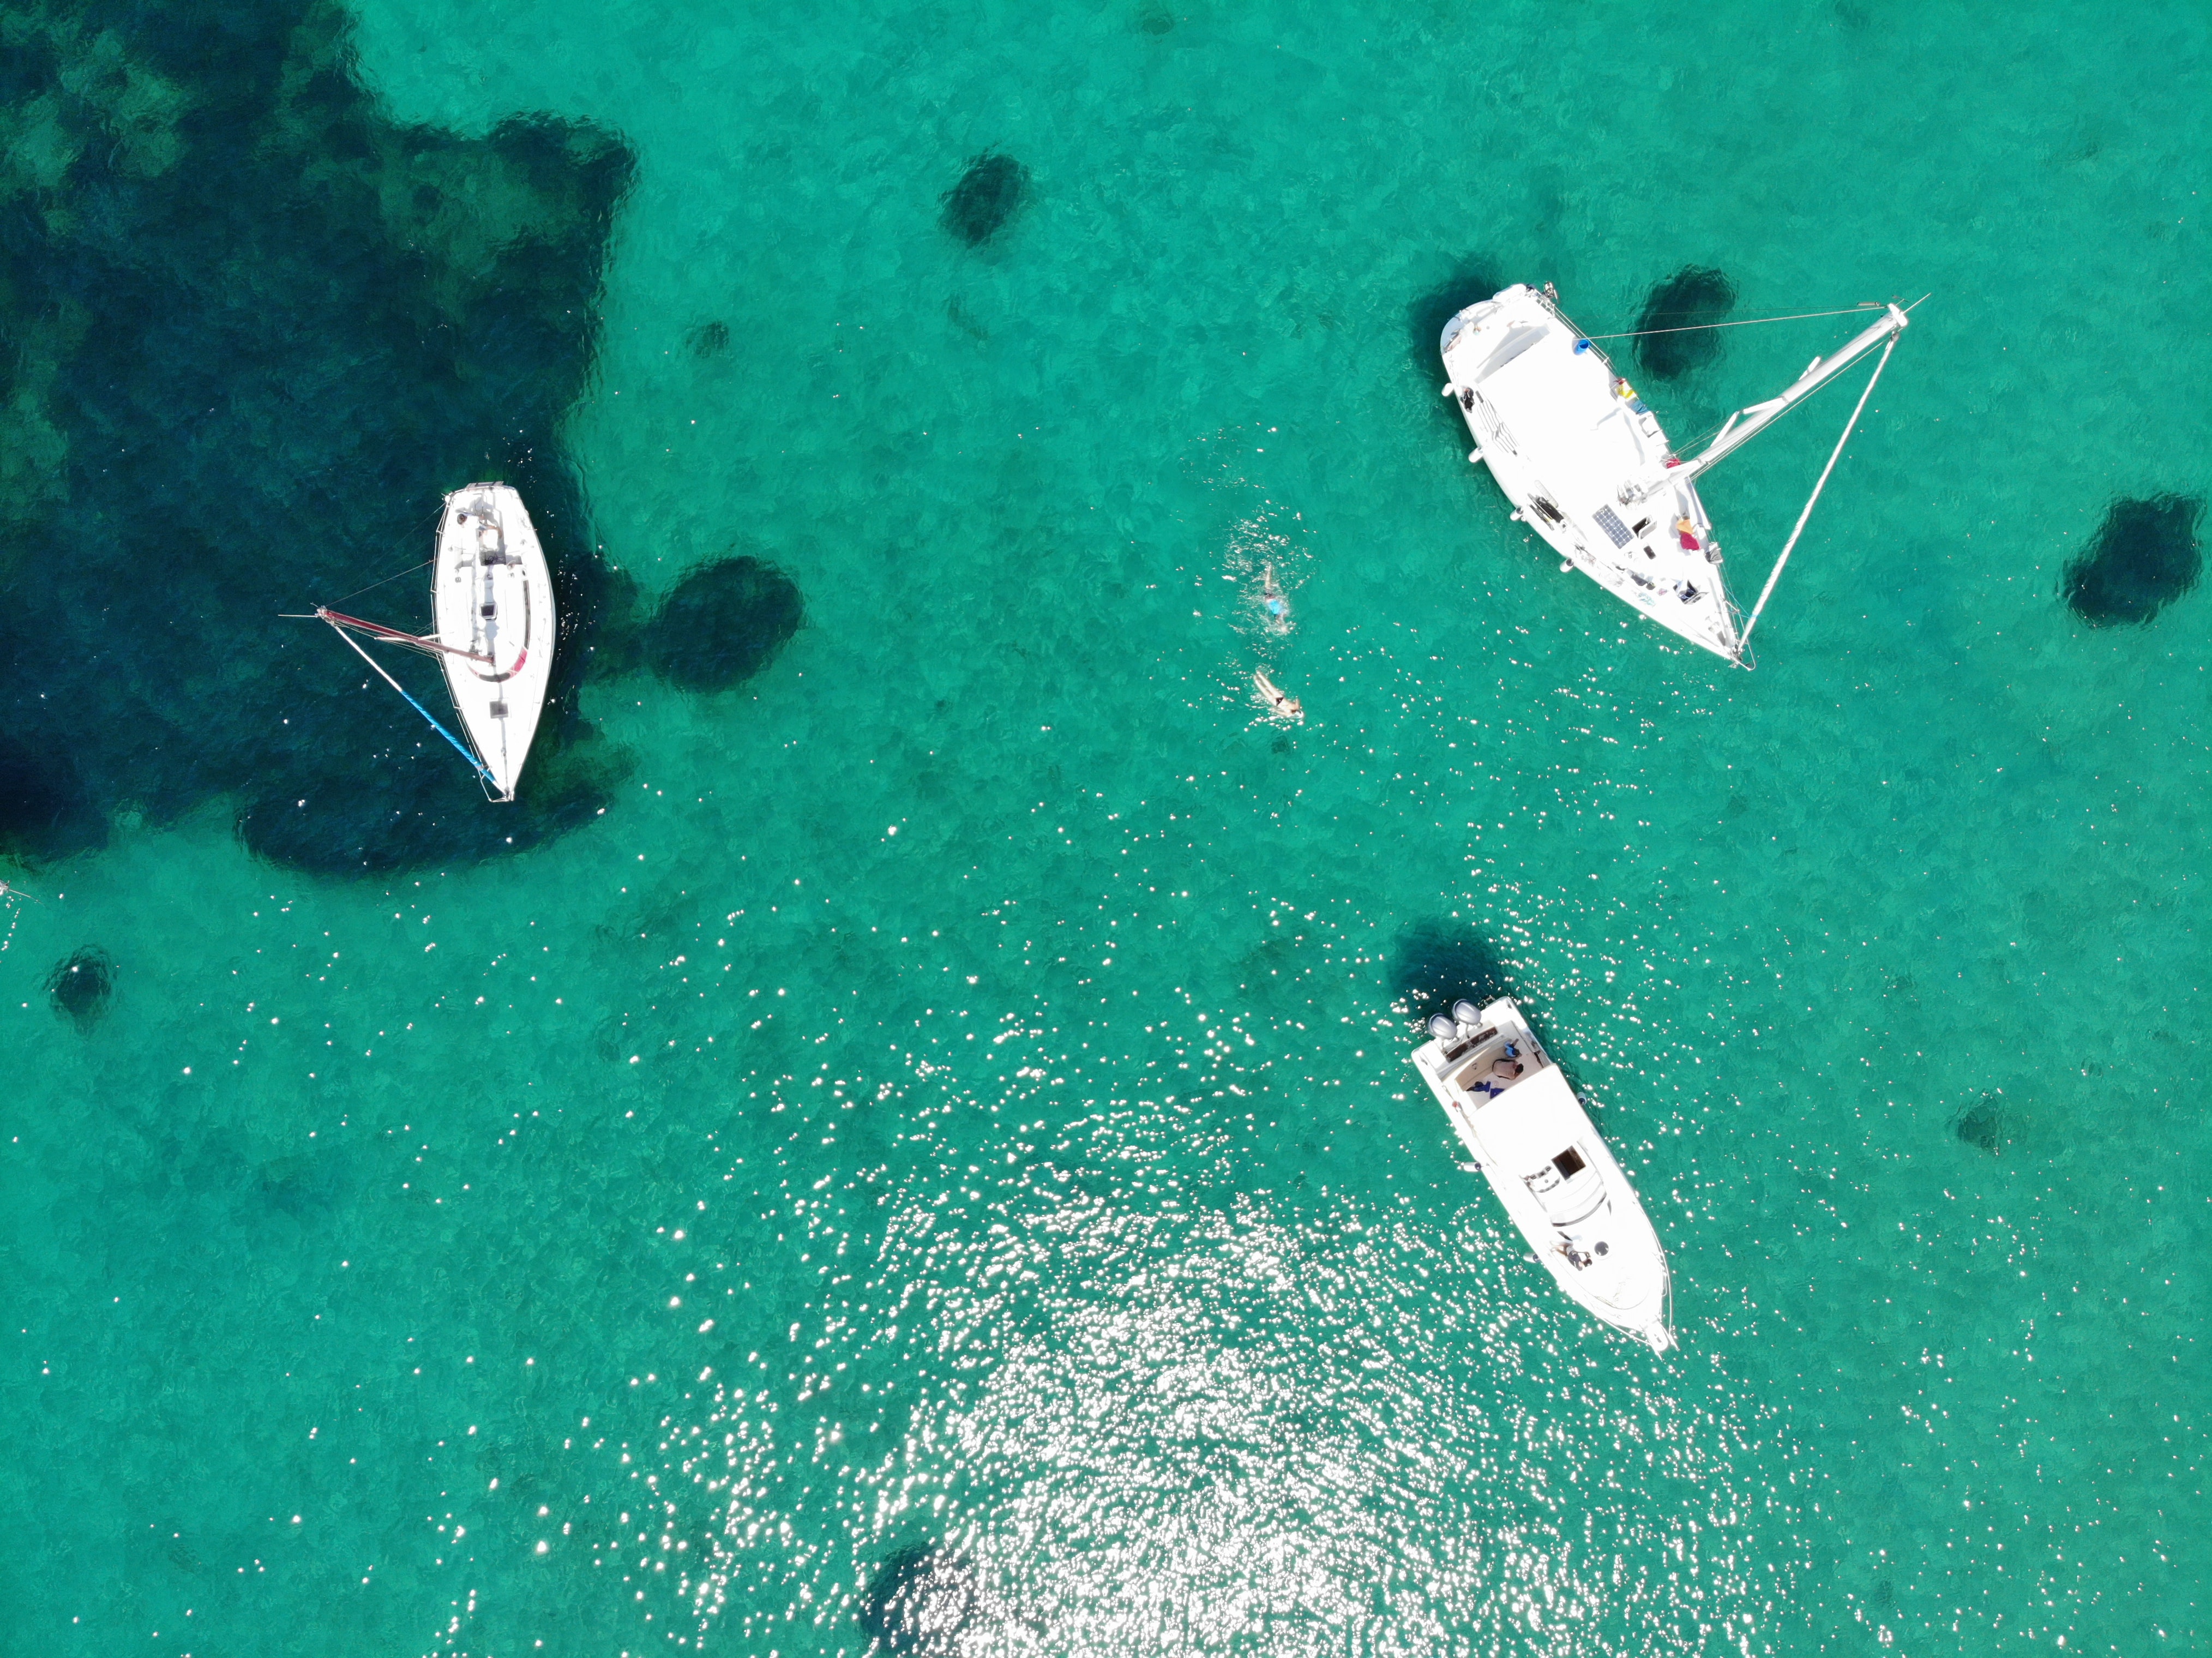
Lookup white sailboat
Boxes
[1411,995,1674,1352]
[431,484,554,801]
[1439,284,1912,664]
[307,483,555,802]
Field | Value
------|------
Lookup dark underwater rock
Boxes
[859,1547,978,1655]
[1391,917,1514,1028]
[46,947,115,1030]
[256,1150,344,1218]
[0,0,638,874]
[689,320,730,357]
[2060,495,2203,626]
[1953,1095,2006,1154]
[942,153,1029,247]
[1634,266,1737,381]
[645,557,804,692]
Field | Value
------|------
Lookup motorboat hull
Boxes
[1411,996,1674,1351]
[435,483,554,801]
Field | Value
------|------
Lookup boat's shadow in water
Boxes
[1389,917,1525,1030]
[858,1546,983,1655]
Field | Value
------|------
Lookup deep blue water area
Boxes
[0,0,645,869]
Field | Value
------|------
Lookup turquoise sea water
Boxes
[5,2,2209,1654]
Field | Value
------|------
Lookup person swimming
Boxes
[1253,667,1302,723]
[1258,562,1292,633]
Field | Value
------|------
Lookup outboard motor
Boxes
[1427,1013,1459,1042]
[1451,999,1481,1026]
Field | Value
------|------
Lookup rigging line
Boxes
[323,617,498,789]
[1738,332,1900,655]
[328,557,434,606]
[1581,303,1886,342]
[1674,416,1732,455]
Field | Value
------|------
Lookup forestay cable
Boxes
[1739,332,1900,653]
[329,557,433,606]
[1581,303,1886,342]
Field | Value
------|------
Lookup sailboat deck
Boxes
[1442,285,1742,660]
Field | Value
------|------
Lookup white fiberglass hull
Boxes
[435,483,554,802]
[1411,996,1674,1352]
[1441,284,1742,663]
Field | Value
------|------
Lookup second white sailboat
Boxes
[1438,284,1913,664]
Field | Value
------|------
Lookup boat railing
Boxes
[1526,285,1614,372]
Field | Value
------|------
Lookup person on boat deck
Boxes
[1675,515,1702,551]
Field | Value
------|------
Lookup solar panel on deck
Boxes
[1593,505,1633,548]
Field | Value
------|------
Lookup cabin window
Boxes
[1553,1147,1586,1179]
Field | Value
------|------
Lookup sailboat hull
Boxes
[435,484,555,801]
[1441,285,1743,663]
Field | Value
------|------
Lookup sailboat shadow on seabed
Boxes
[1438,282,1923,665]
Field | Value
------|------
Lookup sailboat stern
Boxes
[1595,476,1744,663]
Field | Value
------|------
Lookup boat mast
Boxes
[315,607,494,665]
[1735,328,1903,656]
[1623,303,1910,504]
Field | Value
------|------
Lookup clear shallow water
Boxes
[4,2,2208,1654]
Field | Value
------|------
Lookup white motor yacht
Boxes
[1411,995,1674,1351]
